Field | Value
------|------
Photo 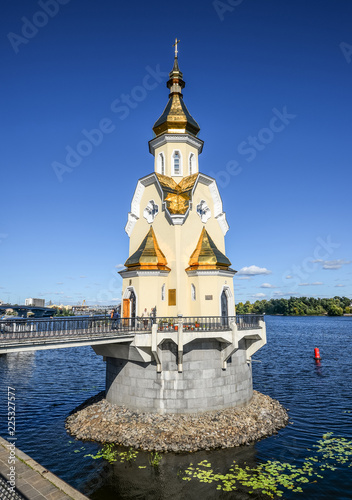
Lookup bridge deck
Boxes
[0,315,264,354]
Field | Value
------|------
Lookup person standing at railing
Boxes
[111,309,120,330]
[151,306,157,325]
[141,308,149,329]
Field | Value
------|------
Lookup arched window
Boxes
[161,284,166,301]
[191,284,196,301]
[158,153,165,175]
[189,153,195,175]
[173,151,181,176]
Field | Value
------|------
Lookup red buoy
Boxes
[314,348,321,360]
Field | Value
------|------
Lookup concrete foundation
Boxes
[105,339,253,414]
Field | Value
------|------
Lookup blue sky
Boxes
[1,0,351,306]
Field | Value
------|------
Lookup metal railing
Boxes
[156,314,264,332]
[0,314,264,342]
[235,314,264,330]
[0,316,150,341]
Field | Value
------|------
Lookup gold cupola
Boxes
[186,228,233,271]
[152,54,200,138]
[124,227,170,272]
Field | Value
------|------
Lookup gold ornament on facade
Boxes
[156,173,198,215]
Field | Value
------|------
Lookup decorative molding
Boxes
[215,212,229,235]
[186,269,237,277]
[196,200,211,223]
[166,211,190,225]
[126,171,229,235]
[194,174,229,235]
[119,269,170,279]
[157,152,165,175]
[125,213,139,237]
[125,174,163,237]
[188,152,197,175]
[143,200,159,224]
[149,133,204,156]
[219,285,235,317]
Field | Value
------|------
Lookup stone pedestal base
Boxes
[105,339,253,414]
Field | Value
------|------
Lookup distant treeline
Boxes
[236,296,351,316]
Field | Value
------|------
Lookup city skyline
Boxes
[1,0,351,305]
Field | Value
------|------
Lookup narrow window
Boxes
[161,284,165,301]
[191,284,196,301]
[158,153,165,175]
[160,154,165,175]
[189,153,195,175]
[173,151,180,175]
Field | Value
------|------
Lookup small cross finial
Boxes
[173,38,181,57]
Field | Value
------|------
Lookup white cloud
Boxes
[235,276,251,280]
[237,265,271,277]
[252,293,266,298]
[56,282,63,285]
[298,282,323,286]
[260,283,276,289]
[312,259,351,270]
[115,264,124,269]
[285,275,293,279]
[80,275,86,279]
[335,284,345,287]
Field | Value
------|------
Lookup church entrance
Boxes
[221,289,228,327]
[123,289,137,327]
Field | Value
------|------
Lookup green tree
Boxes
[326,304,344,316]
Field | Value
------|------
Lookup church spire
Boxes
[152,41,200,138]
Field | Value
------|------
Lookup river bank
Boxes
[65,390,289,452]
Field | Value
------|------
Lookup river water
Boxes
[0,316,351,499]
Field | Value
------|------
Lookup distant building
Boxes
[25,298,45,307]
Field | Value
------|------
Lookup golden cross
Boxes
[173,38,181,57]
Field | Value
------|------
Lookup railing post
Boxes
[177,314,183,373]
[151,323,161,372]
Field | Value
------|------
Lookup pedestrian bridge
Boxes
[0,315,265,358]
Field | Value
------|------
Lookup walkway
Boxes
[0,437,88,500]
[0,315,264,354]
